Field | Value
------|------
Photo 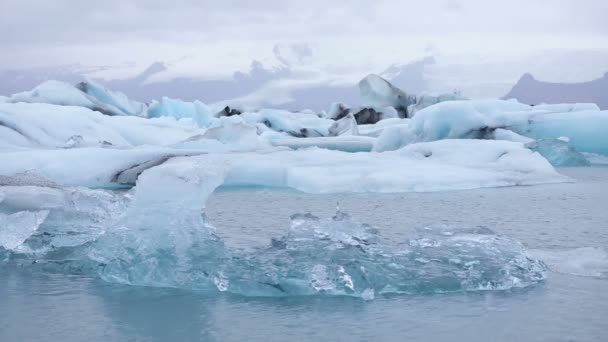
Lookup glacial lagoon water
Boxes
[1,167,607,341]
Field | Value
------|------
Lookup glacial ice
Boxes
[0,165,549,298]
[0,210,49,252]
[2,78,607,298]
[529,247,608,278]
[526,138,590,167]
[147,97,217,128]
[359,74,467,118]
[177,140,567,193]
[359,74,416,117]
[240,109,331,137]
[0,102,206,149]
[9,80,146,117]
[0,148,202,188]
[513,110,608,155]
[76,80,147,117]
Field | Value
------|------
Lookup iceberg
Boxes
[9,80,146,117]
[0,147,202,188]
[359,74,467,118]
[328,113,359,136]
[359,74,416,118]
[180,140,567,193]
[409,99,532,141]
[513,110,608,155]
[526,138,590,167]
[0,210,49,252]
[241,109,331,137]
[147,97,217,128]
[75,80,147,117]
[0,159,548,298]
[0,102,205,149]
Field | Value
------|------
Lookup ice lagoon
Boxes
[1,77,607,341]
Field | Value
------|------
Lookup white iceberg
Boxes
[76,80,147,117]
[514,110,608,155]
[9,80,146,117]
[147,97,217,128]
[241,109,332,137]
[0,102,205,149]
[0,210,49,252]
[0,147,201,188]
[170,139,567,194]
[359,74,415,118]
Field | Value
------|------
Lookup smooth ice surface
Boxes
[514,110,608,155]
[0,148,201,188]
[9,80,146,117]
[526,138,590,167]
[192,140,567,193]
[410,100,531,141]
[0,210,49,251]
[147,97,216,128]
[76,80,147,117]
[0,102,205,149]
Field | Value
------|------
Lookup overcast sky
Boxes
[1,0,607,83]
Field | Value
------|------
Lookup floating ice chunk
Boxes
[326,102,350,120]
[180,139,567,193]
[410,99,531,141]
[10,80,96,108]
[372,125,416,152]
[90,156,228,288]
[241,109,332,137]
[147,97,217,128]
[526,138,590,166]
[217,211,546,297]
[530,247,608,278]
[0,182,128,254]
[328,113,359,136]
[359,74,415,118]
[75,80,147,117]
[513,110,608,155]
[9,80,144,117]
[0,102,205,149]
[0,147,204,188]
[0,210,49,251]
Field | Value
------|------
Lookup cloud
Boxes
[0,0,606,78]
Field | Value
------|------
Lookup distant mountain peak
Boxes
[519,73,536,82]
[504,72,608,109]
